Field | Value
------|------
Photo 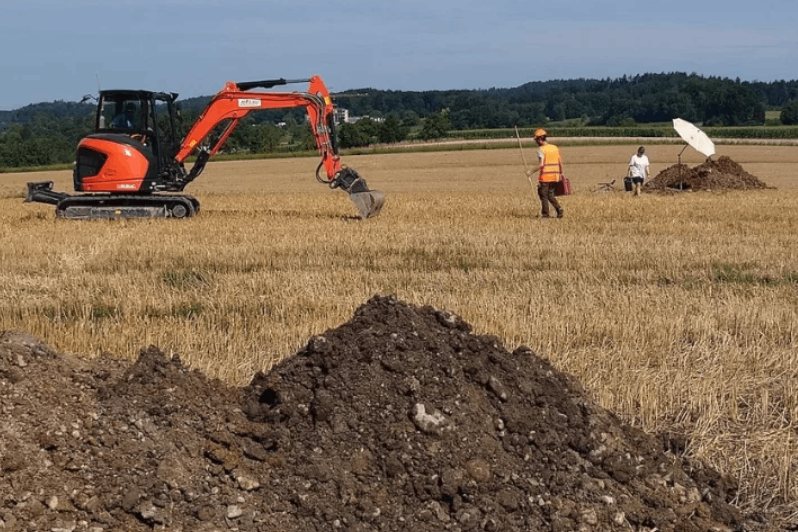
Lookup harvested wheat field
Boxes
[1,143,797,531]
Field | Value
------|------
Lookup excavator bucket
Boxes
[332,168,385,219]
[349,190,385,219]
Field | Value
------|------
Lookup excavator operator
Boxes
[112,103,137,129]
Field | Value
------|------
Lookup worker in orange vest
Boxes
[534,129,564,218]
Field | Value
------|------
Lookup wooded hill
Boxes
[2,73,798,169]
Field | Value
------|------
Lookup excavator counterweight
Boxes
[24,76,384,220]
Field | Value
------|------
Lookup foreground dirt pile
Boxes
[0,296,769,531]
[646,155,770,193]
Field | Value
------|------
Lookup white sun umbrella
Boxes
[672,118,715,188]
[673,118,715,157]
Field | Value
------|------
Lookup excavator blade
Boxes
[25,181,68,206]
[349,190,385,219]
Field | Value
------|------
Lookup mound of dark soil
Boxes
[646,155,770,193]
[0,296,769,531]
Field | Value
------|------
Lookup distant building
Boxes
[355,115,384,124]
[334,108,349,124]
[333,108,384,125]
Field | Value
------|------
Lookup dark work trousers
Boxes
[537,182,562,217]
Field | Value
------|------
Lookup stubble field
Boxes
[1,143,797,524]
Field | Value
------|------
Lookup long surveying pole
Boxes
[514,126,538,189]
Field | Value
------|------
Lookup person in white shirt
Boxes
[627,146,650,196]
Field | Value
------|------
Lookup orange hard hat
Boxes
[534,128,548,138]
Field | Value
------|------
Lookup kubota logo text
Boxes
[238,99,262,108]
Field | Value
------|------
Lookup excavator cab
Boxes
[94,91,184,179]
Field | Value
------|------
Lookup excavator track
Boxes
[55,194,200,220]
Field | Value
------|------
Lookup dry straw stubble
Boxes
[1,143,797,525]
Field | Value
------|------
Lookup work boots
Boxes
[542,208,564,219]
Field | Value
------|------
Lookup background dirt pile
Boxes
[0,296,768,532]
[646,155,770,193]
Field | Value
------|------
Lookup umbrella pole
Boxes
[677,144,689,190]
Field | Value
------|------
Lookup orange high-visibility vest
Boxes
[538,144,562,183]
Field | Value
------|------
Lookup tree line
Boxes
[336,73,798,129]
[2,72,798,169]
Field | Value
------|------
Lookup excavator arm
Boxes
[176,76,384,218]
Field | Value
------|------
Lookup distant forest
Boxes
[2,72,798,169]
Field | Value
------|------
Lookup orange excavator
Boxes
[25,76,385,219]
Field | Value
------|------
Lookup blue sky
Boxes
[1,0,797,110]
